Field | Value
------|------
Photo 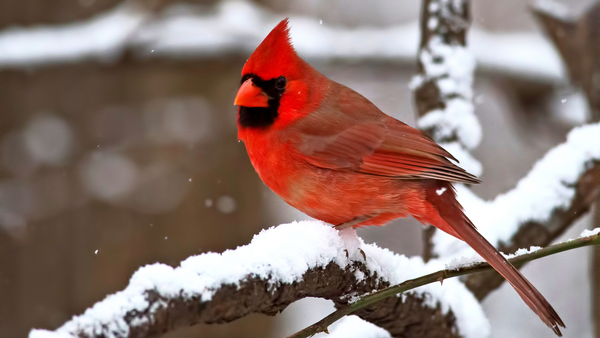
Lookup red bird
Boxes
[234,19,564,336]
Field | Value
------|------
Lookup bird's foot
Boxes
[359,248,366,261]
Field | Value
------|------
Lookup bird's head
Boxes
[234,19,321,130]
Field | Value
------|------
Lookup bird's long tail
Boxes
[419,181,565,336]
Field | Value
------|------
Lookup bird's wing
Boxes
[292,83,480,184]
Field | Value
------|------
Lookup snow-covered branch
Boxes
[411,0,482,263]
[411,0,600,302]
[450,1,600,299]
[533,2,600,330]
[0,1,564,83]
[441,123,600,298]
[412,0,481,168]
[29,223,487,338]
[289,227,600,338]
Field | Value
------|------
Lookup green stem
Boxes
[288,232,600,338]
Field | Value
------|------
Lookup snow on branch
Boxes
[437,123,600,298]
[291,226,600,338]
[411,0,482,265]
[412,0,482,180]
[461,1,600,301]
[411,0,600,302]
[29,222,488,338]
[0,2,149,67]
[436,122,600,257]
[0,1,564,82]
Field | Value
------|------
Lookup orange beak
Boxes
[234,79,269,108]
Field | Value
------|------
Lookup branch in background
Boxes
[411,0,482,261]
[594,208,600,338]
[418,0,600,302]
[30,223,487,338]
[467,0,600,299]
[465,163,600,299]
[413,0,481,152]
[427,121,600,297]
[533,0,600,117]
[290,228,600,338]
[0,1,564,84]
[533,1,600,335]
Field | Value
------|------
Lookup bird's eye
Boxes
[275,76,287,90]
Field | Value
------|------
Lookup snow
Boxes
[418,99,481,149]
[551,90,590,125]
[328,316,391,338]
[432,122,600,259]
[0,2,564,82]
[414,34,482,150]
[444,226,599,271]
[338,227,364,261]
[29,221,489,338]
[0,3,147,67]
[444,228,598,270]
[360,243,490,338]
[534,0,573,20]
[412,17,483,180]
[504,246,542,260]
[445,254,483,270]
[579,228,600,238]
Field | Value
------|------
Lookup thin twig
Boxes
[288,231,600,338]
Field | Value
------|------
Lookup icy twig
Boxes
[289,229,600,338]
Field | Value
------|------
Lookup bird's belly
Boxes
[245,139,424,226]
[276,167,422,226]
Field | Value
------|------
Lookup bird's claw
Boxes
[359,248,367,261]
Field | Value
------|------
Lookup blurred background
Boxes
[0,0,597,337]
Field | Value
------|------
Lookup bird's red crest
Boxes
[242,19,302,80]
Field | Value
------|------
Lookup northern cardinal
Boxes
[234,19,564,336]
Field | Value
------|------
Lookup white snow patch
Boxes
[328,316,391,338]
[0,2,564,82]
[504,246,542,260]
[551,90,590,125]
[339,227,363,261]
[445,245,543,270]
[580,228,600,238]
[445,254,483,270]
[0,4,147,67]
[413,35,481,150]
[417,36,476,99]
[432,122,600,260]
[418,99,481,149]
[534,0,573,20]
[360,246,490,338]
[29,221,489,338]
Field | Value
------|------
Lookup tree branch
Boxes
[462,0,600,301]
[465,163,600,299]
[533,2,600,336]
[29,223,472,338]
[289,229,600,338]
[411,0,483,261]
